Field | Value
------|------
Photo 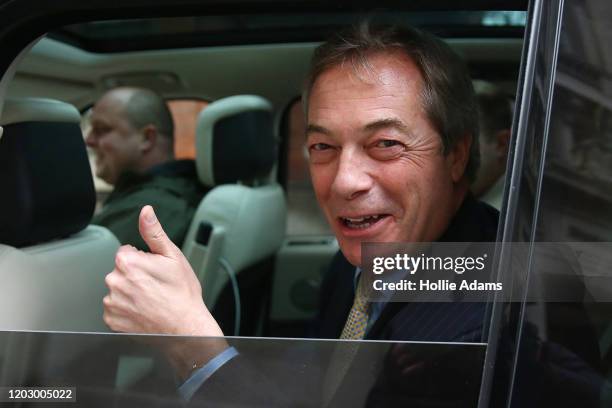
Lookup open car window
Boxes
[2,1,612,407]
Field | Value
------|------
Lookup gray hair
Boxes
[302,22,480,180]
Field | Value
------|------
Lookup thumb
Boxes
[138,205,180,258]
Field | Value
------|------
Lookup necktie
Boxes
[340,274,370,339]
[322,275,371,406]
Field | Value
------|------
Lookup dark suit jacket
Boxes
[315,192,499,343]
[185,193,602,407]
[188,194,500,407]
[313,193,499,407]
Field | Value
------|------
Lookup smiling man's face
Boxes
[307,51,469,266]
[86,89,143,185]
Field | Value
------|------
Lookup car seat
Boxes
[0,97,119,332]
[181,95,286,336]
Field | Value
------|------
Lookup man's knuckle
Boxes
[102,295,112,308]
[116,246,134,263]
[115,252,128,269]
[104,273,115,288]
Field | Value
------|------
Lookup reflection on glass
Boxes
[0,331,485,407]
[507,1,612,407]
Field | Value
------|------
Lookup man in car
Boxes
[102,24,498,405]
[470,82,513,210]
[87,87,205,250]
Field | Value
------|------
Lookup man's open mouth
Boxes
[340,214,388,229]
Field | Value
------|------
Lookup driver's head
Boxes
[86,87,174,185]
[304,23,479,266]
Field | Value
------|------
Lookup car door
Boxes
[479,0,612,406]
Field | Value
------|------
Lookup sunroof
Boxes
[48,11,527,53]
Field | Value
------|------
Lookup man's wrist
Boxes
[162,335,230,381]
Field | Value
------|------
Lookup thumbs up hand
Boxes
[103,205,223,337]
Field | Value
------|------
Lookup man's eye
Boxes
[370,139,405,161]
[92,126,109,135]
[307,142,336,164]
[375,139,402,148]
[310,143,332,151]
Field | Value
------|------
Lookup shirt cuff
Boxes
[178,346,239,401]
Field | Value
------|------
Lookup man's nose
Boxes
[331,149,373,200]
[85,131,96,148]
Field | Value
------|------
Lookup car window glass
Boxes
[167,99,208,160]
[483,1,612,406]
[0,331,486,407]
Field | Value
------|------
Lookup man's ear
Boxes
[140,125,157,153]
[448,133,472,183]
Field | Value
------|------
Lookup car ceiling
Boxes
[8,38,523,111]
[4,4,528,111]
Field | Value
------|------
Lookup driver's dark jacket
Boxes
[92,160,206,251]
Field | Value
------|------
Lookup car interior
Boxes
[3,1,612,405]
[0,10,526,338]
[0,10,528,396]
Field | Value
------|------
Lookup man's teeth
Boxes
[342,215,384,229]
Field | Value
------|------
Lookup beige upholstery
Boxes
[0,226,119,331]
[183,184,286,307]
[0,98,119,332]
[195,95,273,187]
[182,95,286,334]
[1,97,81,125]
